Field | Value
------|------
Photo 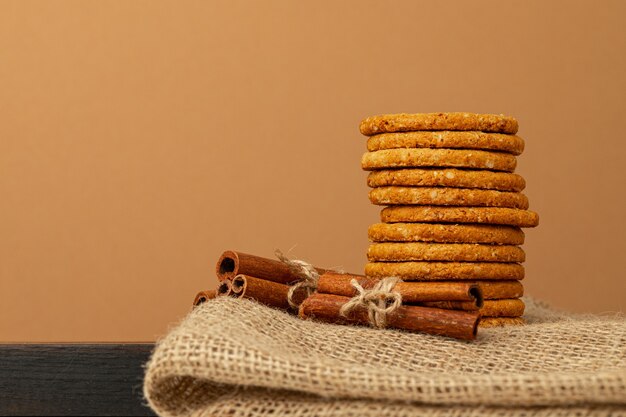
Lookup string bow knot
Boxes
[274,249,320,309]
[340,277,403,328]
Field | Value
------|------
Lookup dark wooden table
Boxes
[0,344,156,416]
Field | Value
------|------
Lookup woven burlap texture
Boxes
[143,297,626,417]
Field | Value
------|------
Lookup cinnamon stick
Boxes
[233,274,309,310]
[299,292,479,340]
[216,250,326,284]
[217,279,233,297]
[317,272,483,306]
[231,275,245,296]
[193,289,218,307]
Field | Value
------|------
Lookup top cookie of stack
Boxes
[360,112,539,327]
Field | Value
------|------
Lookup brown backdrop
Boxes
[1,0,625,342]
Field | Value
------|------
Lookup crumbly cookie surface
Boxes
[421,299,525,317]
[380,206,539,227]
[368,223,524,245]
[367,242,525,263]
[367,169,526,192]
[366,131,525,155]
[365,261,525,280]
[482,298,525,317]
[359,113,519,136]
[473,280,524,299]
[362,148,517,172]
[479,317,526,327]
[369,187,529,209]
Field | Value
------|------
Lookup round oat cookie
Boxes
[369,187,529,209]
[362,148,517,172]
[368,223,524,245]
[365,261,524,281]
[367,131,525,155]
[479,317,526,327]
[359,113,519,136]
[367,243,525,263]
[367,169,526,192]
[421,299,525,317]
[473,280,524,299]
[380,206,539,227]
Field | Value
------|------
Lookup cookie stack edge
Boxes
[360,112,539,326]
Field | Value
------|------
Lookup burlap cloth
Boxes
[143,297,626,417]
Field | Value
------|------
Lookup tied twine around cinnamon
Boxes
[340,277,403,329]
[274,249,320,309]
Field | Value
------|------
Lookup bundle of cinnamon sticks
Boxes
[193,250,481,340]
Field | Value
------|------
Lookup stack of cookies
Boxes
[360,113,539,327]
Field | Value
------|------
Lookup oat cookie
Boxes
[365,261,524,281]
[369,187,529,209]
[421,298,525,317]
[359,112,519,136]
[368,223,524,245]
[367,131,525,155]
[473,280,524,299]
[380,206,539,227]
[367,242,525,263]
[367,169,526,192]
[479,317,526,327]
[362,148,517,172]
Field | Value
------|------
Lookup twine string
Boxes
[339,277,403,328]
[275,249,320,309]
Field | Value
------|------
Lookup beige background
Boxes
[1,0,625,342]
